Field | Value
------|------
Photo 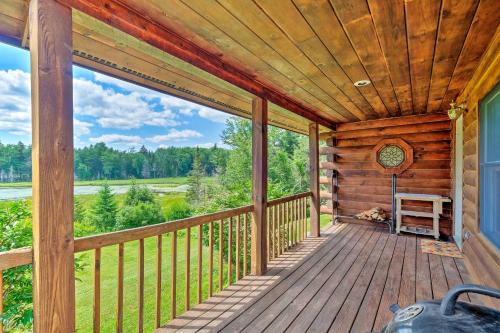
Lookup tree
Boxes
[73,197,86,224]
[1,141,229,183]
[89,183,118,231]
[187,148,205,207]
[116,184,164,230]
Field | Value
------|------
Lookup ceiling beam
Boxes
[57,0,334,128]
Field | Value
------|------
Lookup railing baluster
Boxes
[236,215,241,280]
[298,199,304,241]
[266,207,270,262]
[293,199,297,245]
[185,227,191,311]
[117,243,124,333]
[292,201,295,246]
[197,224,203,304]
[138,239,145,333]
[303,197,307,240]
[228,217,233,285]
[219,219,223,291]
[243,213,248,276]
[277,204,283,256]
[289,201,292,248]
[272,206,278,258]
[297,199,300,243]
[209,221,214,297]
[0,270,3,333]
[305,196,311,237]
[171,231,177,319]
[156,235,162,328]
[93,248,101,333]
[285,201,289,251]
[281,203,285,254]
[295,200,298,244]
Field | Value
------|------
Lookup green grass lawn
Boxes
[0,176,215,188]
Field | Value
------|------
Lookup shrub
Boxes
[116,202,164,229]
[164,200,192,222]
[124,182,155,206]
[116,184,164,230]
[0,200,32,330]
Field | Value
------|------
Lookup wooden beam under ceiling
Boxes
[57,0,334,128]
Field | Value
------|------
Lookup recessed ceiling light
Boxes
[354,80,371,87]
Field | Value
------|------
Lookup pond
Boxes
[0,184,189,201]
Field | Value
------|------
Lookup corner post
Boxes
[30,0,75,331]
[309,122,320,237]
[251,97,268,275]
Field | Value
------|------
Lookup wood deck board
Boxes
[157,224,475,333]
[268,227,376,333]
[310,231,387,333]
[217,224,360,332]
[372,236,406,332]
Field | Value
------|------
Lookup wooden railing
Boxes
[75,204,254,332]
[267,192,311,260]
[0,192,311,333]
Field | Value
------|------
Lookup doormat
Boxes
[420,239,463,258]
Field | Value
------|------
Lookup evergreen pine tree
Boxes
[187,147,204,207]
[91,183,117,231]
[73,197,86,223]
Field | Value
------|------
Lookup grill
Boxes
[379,284,500,333]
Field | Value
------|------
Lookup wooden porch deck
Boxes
[158,223,476,333]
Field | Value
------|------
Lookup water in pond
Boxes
[0,184,189,201]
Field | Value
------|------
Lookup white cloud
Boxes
[148,129,202,143]
[0,69,31,136]
[198,107,231,123]
[89,134,142,145]
[0,69,230,146]
[73,78,180,129]
[178,108,194,116]
[74,119,93,136]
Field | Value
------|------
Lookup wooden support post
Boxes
[251,97,268,275]
[29,0,75,331]
[309,122,320,237]
[326,134,338,223]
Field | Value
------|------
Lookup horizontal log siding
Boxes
[323,113,453,236]
[457,30,500,307]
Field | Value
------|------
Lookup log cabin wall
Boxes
[457,30,500,301]
[320,113,453,237]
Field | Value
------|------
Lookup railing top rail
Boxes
[267,191,312,207]
[0,247,32,271]
[74,204,254,252]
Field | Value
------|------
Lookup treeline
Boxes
[0,142,31,182]
[0,141,229,182]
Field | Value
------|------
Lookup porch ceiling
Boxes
[1,0,499,132]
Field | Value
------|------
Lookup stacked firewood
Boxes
[355,207,387,222]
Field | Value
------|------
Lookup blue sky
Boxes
[0,43,231,150]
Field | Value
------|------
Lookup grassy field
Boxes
[74,214,332,332]
[0,177,215,188]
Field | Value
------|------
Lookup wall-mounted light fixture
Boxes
[448,100,467,120]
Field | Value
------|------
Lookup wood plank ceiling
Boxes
[0,0,499,131]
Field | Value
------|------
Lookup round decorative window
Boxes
[372,138,414,175]
[378,145,405,168]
